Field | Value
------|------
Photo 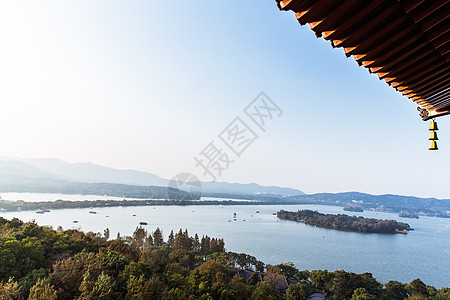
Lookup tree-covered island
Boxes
[277,210,411,234]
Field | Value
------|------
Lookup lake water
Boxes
[1,194,449,288]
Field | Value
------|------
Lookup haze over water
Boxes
[1,193,449,288]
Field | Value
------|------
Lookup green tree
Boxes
[152,228,163,247]
[78,270,116,299]
[327,271,353,300]
[78,271,95,299]
[167,230,175,248]
[275,263,301,281]
[126,275,166,300]
[247,272,260,285]
[144,235,153,250]
[310,270,330,292]
[384,281,408,300]
[228,275,253,300]
[327,271,381,300]
[407,296,428,300]
[9,218,23,228]
[91,272,114,299]
[0,278,22,300]
[250,281,282,300]
[407,279,429,298]
[28,279,57,300]
[188,260,233,298]
[172,229,184,250]
[193,233,200,252]
[0,237,45,282]
[50,251,103,300]
[351,288,376,300]
[132,227,147,250]
[18,268,47,293]
[183,229,192,251]
[436,287,450,300]
[201,236,210,254]
[427,285,439,298]
[286,282,310,300]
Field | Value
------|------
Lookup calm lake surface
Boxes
[1,193,449,288]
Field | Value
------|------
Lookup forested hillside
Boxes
[0,217,448,299]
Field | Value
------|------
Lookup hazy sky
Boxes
[1,1,449,198]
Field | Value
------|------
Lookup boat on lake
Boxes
[399,212,419,219]
[343,206,364,212]
[139,222,148,225]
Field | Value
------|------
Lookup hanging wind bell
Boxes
[428,119,438,150]
[429,120,438,131]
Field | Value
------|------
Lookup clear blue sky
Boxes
[1,0,449,198]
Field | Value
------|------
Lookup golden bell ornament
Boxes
[429,140,438,150]
[428,131,438,140]
[429,121,438,131]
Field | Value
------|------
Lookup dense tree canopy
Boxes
[0,216,447,299]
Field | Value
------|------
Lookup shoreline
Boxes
[1,193,449,218]
[0,199,312,212]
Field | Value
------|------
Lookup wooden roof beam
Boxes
[378,56,443,82]
[438,42,450,56]
[322,2,396,41]
[295,0,337,25]
[408,0,449,23]
[394,64,449,87]
[344,25,419,57]
[330,6,400,47]
[423,17,450,41]
[308,0,366,33]
[401,72,450,95]
[361,39,429,68]
[350,27,422,63]
[374,51,440,78]
[417,4,450,32]
[423,89,450,105]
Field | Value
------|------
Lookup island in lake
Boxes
[277,209,411,234]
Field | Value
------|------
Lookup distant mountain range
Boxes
[1,156,449,217]
[0,156,304,196]
[288,192,450,216]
